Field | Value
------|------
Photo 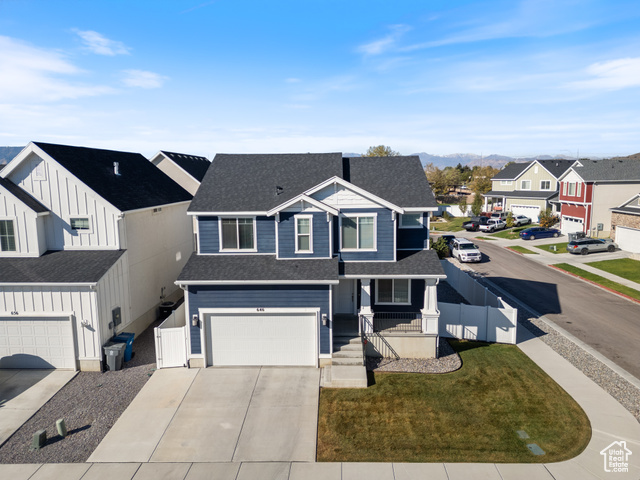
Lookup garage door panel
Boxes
[616,226,640,253]
[510,205,541,222]
[561,216,584,235]
[208,312,317,367]
[0,317,76,369]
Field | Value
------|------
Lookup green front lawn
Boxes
[318,341,591,463]
[508,246,538,254]
[586,258,640,283]
[553,263,640,302]
[534,242,569,254]
[489,226,528,240]
[431,216,470,232]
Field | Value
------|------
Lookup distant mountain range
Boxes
[0,146,23,168]
[413,152,584,169]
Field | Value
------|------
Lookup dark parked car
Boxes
[567,238,617,255]
[462,216,490,231]
[519,227,560,240]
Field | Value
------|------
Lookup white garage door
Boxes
[206,310,318,366]
[0,316,76,369]
[616,226,640,254]
[510,205,541,223]
[561,216,584,235]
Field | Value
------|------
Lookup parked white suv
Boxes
[450,238,482,263]
[478,218,507,233]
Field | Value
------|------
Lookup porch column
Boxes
[483,195,488,213]
[360,279,373,334]
[421,278,440,335]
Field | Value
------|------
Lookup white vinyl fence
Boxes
[154,302,188,369]
[438,260,518,344]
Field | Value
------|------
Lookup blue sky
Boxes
[1,0,640,158]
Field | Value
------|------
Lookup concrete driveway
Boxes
[88,367,320,463]
[0,369,76,446]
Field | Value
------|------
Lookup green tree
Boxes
[538,208,559,228]
[458,196,468,216]
[425,163,449,196]
[363,145,400,157]
[506,211,514,228]
[469,166,499,194]
[431,237,450,259]
[471,193,483,216]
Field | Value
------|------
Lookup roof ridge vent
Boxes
[113,161,120,176]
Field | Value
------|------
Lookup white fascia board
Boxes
[176,279,339,285]
[403,207,438,212]
[122,200,190,215]
[339,274,447,279]
[557,167,585,183]
[0,282,97,287]
[188,211,268,216]
[0,143,35,178]
[304,176,404,213]
[617,193,640,208]
[155,151,202,185]
[0,181,47,215]
[267,194,339,216]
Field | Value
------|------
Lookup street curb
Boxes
[548,264,640,306]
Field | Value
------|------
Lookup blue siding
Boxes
[339,208,395,261]
[371,279,424,313]
[277,212,331,258]
[397,213,429,250]
[198,216,275,254]
[188,285,331,355]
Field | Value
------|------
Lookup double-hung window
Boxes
[540,180,551,190]
[520,180,531,190]
[221,217,255,251]
[295,215,313,253]
[376,279,410,305]
[0,219,16,252]
[399,213,422,229]
[341,214,375,250]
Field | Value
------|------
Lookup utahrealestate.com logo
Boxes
[600,440,632,473]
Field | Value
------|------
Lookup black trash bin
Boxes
[159,301,175,319]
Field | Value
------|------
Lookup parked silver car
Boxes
[566,238,617,255]
[512,215,532,227]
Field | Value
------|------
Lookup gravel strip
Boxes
[471,273,640,423]
[367,337,461,374]
[0,319,160,463]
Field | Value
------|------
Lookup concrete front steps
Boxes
[321,335,368,388]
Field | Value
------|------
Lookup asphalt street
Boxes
[467,240,640,379]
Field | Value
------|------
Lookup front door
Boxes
[334,279,356,314]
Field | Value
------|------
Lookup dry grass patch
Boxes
[318,341,591,463]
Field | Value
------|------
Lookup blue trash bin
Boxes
[112,332,135,362]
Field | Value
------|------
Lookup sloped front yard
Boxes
[318,341,591,463]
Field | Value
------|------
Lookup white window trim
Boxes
[33,160,46,181]
[562,182,567,195]
[339,213,377,252]
[500,180,513,186]
[399,213,423,229]
[520,180,531,191]
[0,217,18,252]
[375,279,411,305]
[567,182,576,196]
[576,182,581,197]
[69,216,94,235]
[540,180,551,191]
[218,216,258,252]
[294,214,313,254]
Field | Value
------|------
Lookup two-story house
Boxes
[557,157,640,237]
[484,160,573,222]
[149,151,211,196]
[176,153,445,368]
[0,142,193,371]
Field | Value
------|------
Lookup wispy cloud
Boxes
[357,24,411,56]
[569,57,640,90]
[74,29,130,56]
[122,70,168,88]
[0,35,115,102]
[285,78,301,83]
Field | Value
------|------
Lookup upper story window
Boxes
[220,217,256,251]
[540,180,551,190]
[33,160,46,180]
[520,180,531,190]
[70,217,90,231]
[564,182,581,197]
[376,279,410,305]
[0,219,16,252]
[399,213,423,229]
[341,214,376,251]
[295,215,313,253]
[500,180,512,186]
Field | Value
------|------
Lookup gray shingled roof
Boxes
[492,162,530,180]
[345,156,436,208]
[572,158,640,182]
[611,206,640,215]
[34,142,192,212]
[340,249,445,277]
[0,177,49,213]
[484,190,556,199]
[537,159,574,178]
[161,151,211,182]
[177,253,339,282]
[0,250,125,283]
[190,153,344,212]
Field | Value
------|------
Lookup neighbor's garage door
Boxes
[616,226,640,254]
[0,316,76,369]
[510,205,541,223]
[206,311,317,366]
[561,216,584,235]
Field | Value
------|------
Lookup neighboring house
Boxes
[610,193,640,253]
[149,151,211,196]
[0,142,193,371]
[558,157,640,237]
[176,153,445,368]
[484,160,573,222]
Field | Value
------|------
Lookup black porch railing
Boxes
[373,312,422,333]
